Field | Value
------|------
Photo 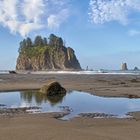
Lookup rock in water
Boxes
[121,63,128,70]
[40,81,66,96]
[16,34,81,71]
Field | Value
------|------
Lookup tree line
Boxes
[19,34,64,53]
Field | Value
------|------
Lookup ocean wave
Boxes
[31,70,140,75]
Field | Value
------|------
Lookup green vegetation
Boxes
[18,34,64,58]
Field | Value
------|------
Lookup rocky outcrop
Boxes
[40,81,66,96]
[16,34,81,71]
[121,63,128,70]
[134,67,139,71]
[9,71,17,74]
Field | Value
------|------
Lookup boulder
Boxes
[40,81,66,96]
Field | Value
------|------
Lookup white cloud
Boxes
[128,29,140,36]
[0,0,70,36]
[89,0,140,25]
[49,0,67,6]
[22,0,45,23]
[19,23,43,37]
[0,0,18,32]
[47,9,69,28]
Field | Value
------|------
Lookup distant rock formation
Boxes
[134,67,139,71]
[16,34,81,71]
[121,63,128,70]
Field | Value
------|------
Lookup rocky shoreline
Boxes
[0,107,41,116]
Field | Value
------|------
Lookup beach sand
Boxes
[0,73,140,140]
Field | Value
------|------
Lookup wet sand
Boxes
[0,73,140,98]
[0,73,140,140]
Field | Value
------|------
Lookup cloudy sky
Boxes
[1,0,140,70]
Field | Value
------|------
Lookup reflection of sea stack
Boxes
[121,63,128,70]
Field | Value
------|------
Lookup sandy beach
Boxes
[0,73,140,140]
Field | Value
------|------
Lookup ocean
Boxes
[0,70,140,75]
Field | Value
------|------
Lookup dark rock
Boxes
[40,81,66,96]
[9,71,17,74]
[79,113,115,118]
[127,94,139,98]
[120,82,126,85]
[0,106,41,115]
[0,104,6,107]
[130,79,138,83]
[134,67,139,71]
[121,63,128,70]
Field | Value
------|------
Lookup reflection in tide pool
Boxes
[1,90,140,119]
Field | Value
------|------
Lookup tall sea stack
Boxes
[16,34,81,71]
[121,63,128,70]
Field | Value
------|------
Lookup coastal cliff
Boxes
[16,34,81,71]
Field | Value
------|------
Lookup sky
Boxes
[1,0,140,70]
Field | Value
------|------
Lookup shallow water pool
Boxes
[0,90,140,119]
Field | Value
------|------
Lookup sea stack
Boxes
[16,34,81,71]
[134,67,139,71]
[121,63,128,70]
